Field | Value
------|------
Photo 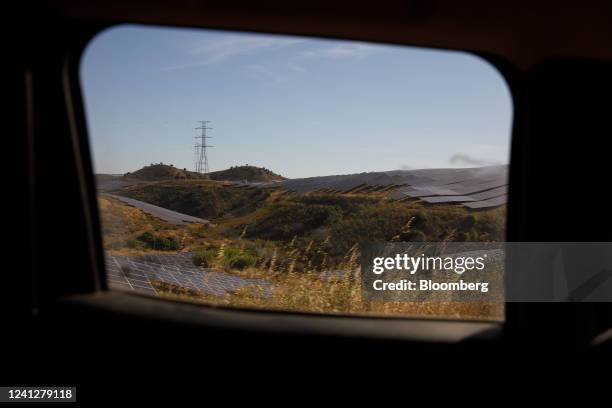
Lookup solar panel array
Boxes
[464,195,508,209]
[468,186,508,201]
[105,252,272,297]
[273,165,509,209]
[101,166,508,300]
[420,195,475,204]
[105,194,209,225]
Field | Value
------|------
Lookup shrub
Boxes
[248,202,342,240]
[459,214,477,231]
[136,231,180,251]
[137,231,156,246]
[220,247,258,270]
[403,230,426,242]
[228,253,257,270]
[156,236,180,250]
[192,248,217,267]
[411,210,430,231]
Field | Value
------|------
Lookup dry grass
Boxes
[151,268,504,321]
[98,195,228,255]
[100,193,505,321]
[153,235,503,323]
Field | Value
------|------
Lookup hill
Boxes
[208,165,286,182]
[120,163,285,183]
[123,163,203,181]
[113,179,273,220]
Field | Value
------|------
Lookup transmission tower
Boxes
[194,120,213,174]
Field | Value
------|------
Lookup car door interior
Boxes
[4,0,612,396]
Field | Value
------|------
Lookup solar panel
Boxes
[444,175,506,189]
[106,194,208,225]
[105,253,273,298]
[463,195,508,209]
[467,186,508,201]
[404,186,462,197]
[448,179,508,195]
[277,165,508,193]
[388,187,416,200]
[404,180,507,199]
[420,195,475,203]
[269,165,509,210]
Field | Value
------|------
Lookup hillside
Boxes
[113,179,273,220]
[208,165,286,182]
[123,163,203,181]
[98,165,506,321]
[117,163,285,183]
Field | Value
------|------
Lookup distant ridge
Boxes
[120,163,285,183]
[124,163,203,181]
[208,165,286,182]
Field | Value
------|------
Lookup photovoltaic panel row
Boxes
[104,253,272,298]
[420,195,475,203]
[277,165,508,193]
[463,195,508,209]
[416,187,507,206]
[403,186,462,198]
[404,180,507,198]
[446,179,508,195]
[400,165,508,187]
[388,184,507,204]
[467,186,508,201]
[106,194,209,225]
[417,169,507,187]
[388,187,417,200]
[444,175,507,190]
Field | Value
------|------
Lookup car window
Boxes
[81,24,512,321]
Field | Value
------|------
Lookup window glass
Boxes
[81,25,512,320]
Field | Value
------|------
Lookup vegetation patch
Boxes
[152,270,503,321]
[133,231,180,251]
[114,180,272,220]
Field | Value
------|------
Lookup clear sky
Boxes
[80,24,512,178]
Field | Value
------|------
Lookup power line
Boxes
[194,120,213,174]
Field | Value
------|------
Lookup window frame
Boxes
[62,21,521,344]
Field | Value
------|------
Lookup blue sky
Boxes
[81,25,512,178]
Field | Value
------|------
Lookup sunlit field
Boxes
[98,165,505,321]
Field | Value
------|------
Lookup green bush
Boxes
[221,247,258,270]
[136,231,180,251]
[157,236,180,250]
[411,210,430,231]
[459,214,477,231]
[248,202,342,240]
[136,231,156,246]
[192,248,217,267]
[228,253,257,270]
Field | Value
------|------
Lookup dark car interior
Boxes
[5,0,612,399]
